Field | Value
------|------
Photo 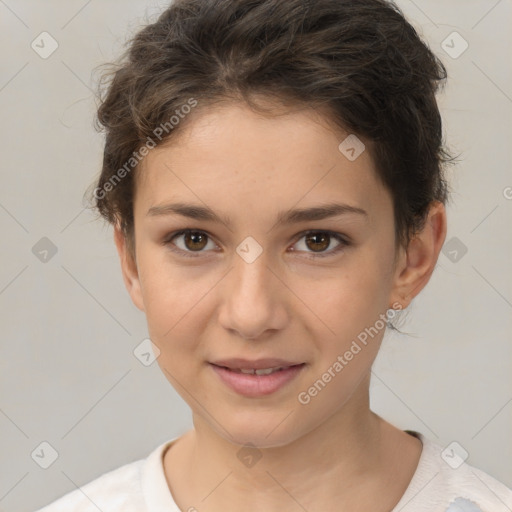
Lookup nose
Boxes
[217,249,288,341]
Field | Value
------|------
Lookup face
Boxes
[118,101,415,448]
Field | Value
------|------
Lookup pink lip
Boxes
[210,357,303,370]
[210,363,306,397]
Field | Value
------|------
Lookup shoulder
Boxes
[34,457,146,512]
[394,432,512,512]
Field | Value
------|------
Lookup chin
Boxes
[213,412,307,450]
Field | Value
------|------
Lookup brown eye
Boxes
[165,230,217,257]
[291,230,349,258]
[304,232,330,252]
[182,231,208,251]
[165,229,349,260]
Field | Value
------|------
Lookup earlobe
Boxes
[113,222,145,312]
[389,201,447,310]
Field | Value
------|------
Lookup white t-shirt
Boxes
[35,431,512,512]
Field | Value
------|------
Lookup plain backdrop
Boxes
[1,1,511,511]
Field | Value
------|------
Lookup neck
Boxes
[194,375,380,480]
[163,373,422,511]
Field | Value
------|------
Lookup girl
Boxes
[37,0,512,510]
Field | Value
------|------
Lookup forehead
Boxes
[134,101,389,225]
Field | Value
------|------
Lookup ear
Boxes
[389,201,447,310]
[113,221,145,312]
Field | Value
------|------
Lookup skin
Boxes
[114,100,447,512]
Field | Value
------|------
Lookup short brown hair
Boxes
[90,0,453,254]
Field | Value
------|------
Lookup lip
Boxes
[209,362,306,397]
[210,358,304,370]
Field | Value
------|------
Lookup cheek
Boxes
[142,275,206,388]
[136,251,218,366]
[294,263,390,414]
[136,231,394,355]
[298,255,392,340]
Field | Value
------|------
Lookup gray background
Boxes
[1,1,511,511]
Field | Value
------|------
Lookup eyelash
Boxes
[162,229,351,260]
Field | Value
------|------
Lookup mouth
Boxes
[212,364,301,375]
[209,362,306,397]
[210,357,305,371]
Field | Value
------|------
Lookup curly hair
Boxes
[90,0,453,257]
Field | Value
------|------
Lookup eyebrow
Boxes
[146,201,368,229]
